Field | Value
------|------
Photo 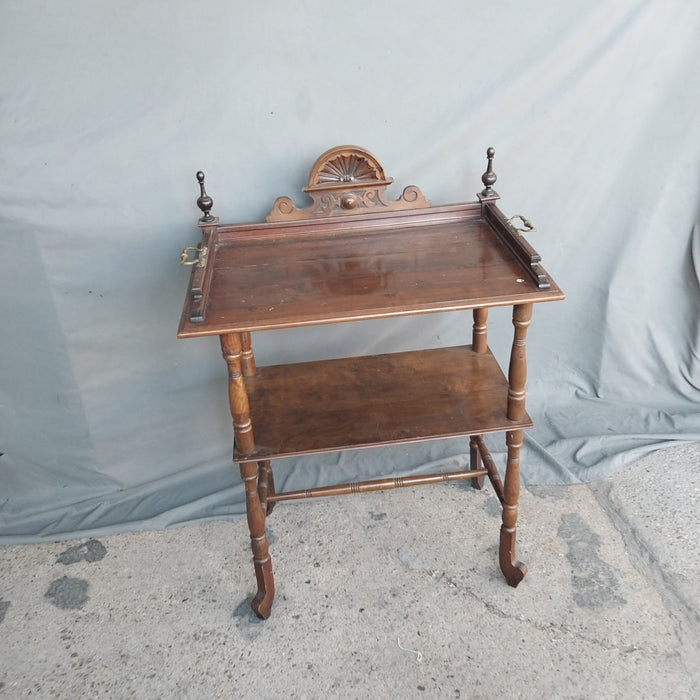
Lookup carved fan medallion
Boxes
[267,145,429,221]
[307,147,388,189]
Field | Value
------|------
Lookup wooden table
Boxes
[178,145,564,618]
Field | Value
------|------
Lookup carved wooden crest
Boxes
[266,145,430,222]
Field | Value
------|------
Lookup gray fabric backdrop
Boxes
[2,1,699,543]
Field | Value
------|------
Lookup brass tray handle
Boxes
[180,244,208,267]
[507,214,536,234]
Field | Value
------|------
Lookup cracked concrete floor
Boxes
[1,442,699,698]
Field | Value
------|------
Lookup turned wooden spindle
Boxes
[507,304,533,421]
[240,331,256,377]
[265,468,487,503]
[220,333,255,455]
[472,307,488,353]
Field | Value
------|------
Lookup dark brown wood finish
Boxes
[234,346,531,461]
[178,204,563,336]
[266,469,488,503]
[219,333,255,455]
[177,146,564,618]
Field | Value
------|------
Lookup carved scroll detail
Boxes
[266,145,430,221]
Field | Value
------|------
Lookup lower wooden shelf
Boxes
[234,345,531,461]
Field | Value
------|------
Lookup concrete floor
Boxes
[1,442,699,698]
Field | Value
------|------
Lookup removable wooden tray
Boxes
[178,203,563,337]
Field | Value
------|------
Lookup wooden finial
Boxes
[480,147,497,196]
[196,171,214,222]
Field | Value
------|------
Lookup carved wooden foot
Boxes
[499,525,528,587]
[251,550,275,619]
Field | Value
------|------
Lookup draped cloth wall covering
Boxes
[1,1,699,542]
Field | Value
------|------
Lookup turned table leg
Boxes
[499,303,532,587]
[221,333,275,618]
[221,333,255,454]
[500,429,527,586]
[239,460,275,619]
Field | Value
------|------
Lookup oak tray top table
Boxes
[178,145,564,619]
